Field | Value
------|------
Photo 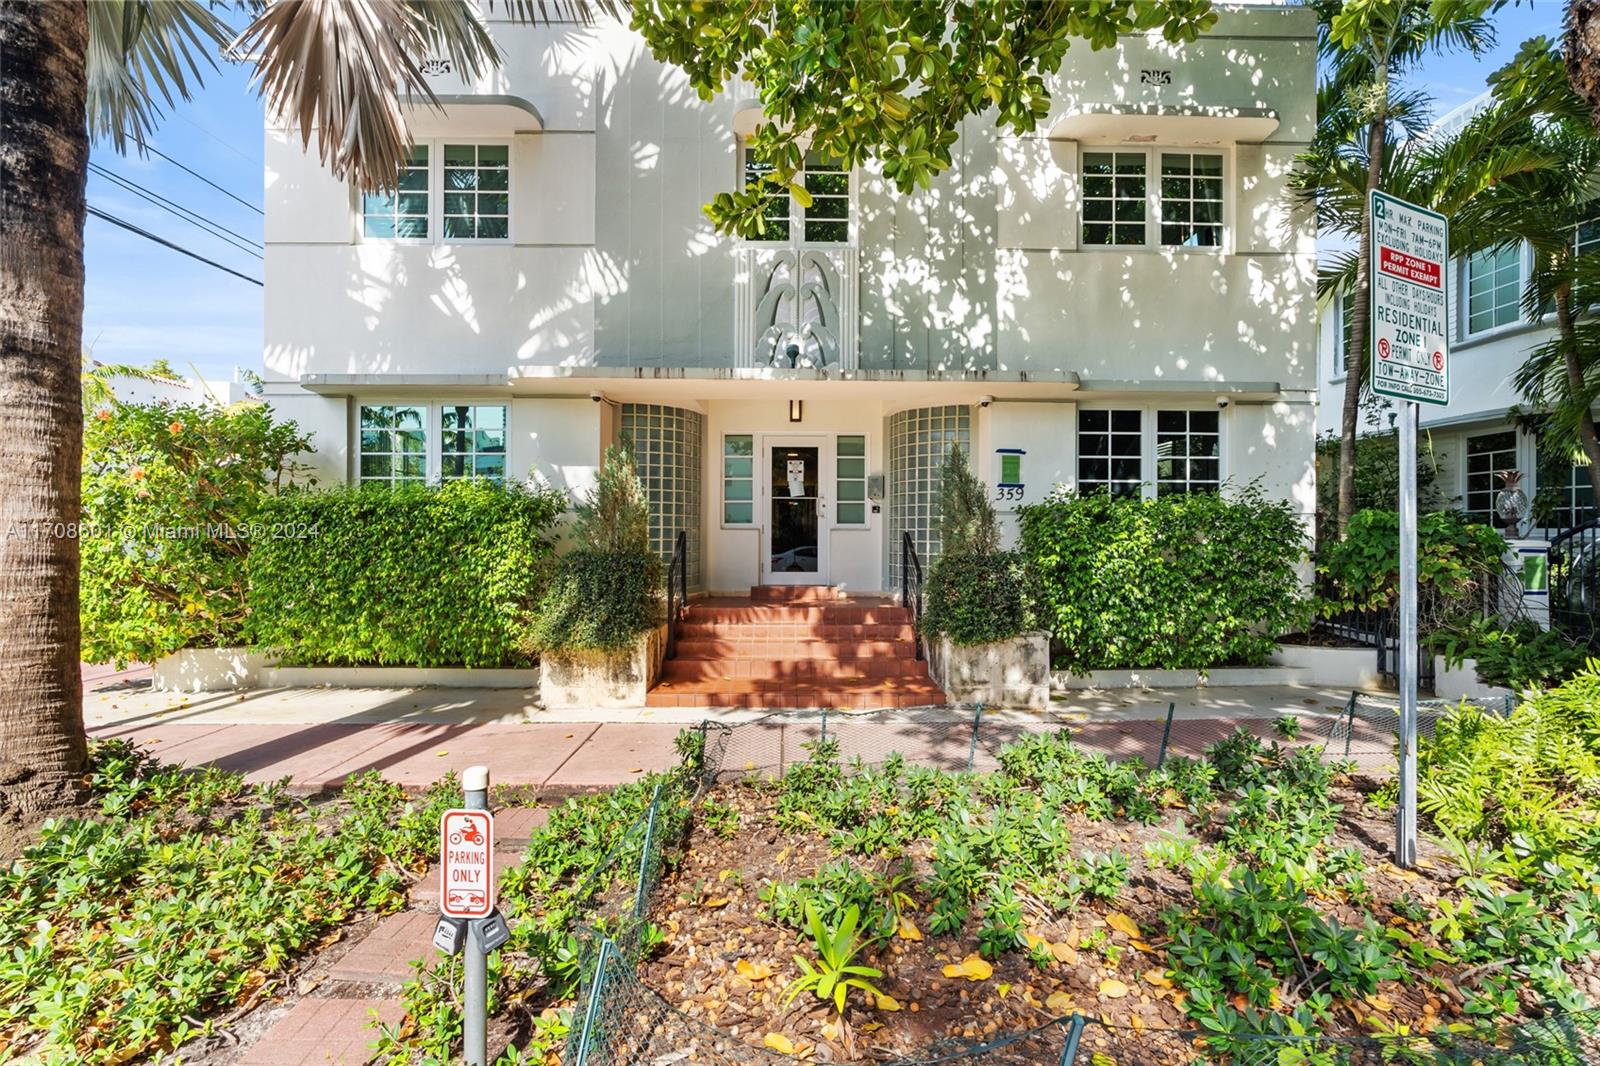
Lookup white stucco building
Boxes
[261,5,1319,596]
[1315,94,1598,535]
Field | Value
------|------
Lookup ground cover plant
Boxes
[0,740,457,1064]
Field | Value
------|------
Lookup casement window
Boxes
[835,435,868,525]
[1464,430,1518,522]
[440,405,507,483]
[740,145,852,244]
[1082,148,1225,249]
[1079,407,1224,499]
[361,146,430,239]
[722,434,754,524]
[1155,410,1221,495]
[1576,210,1600,258]
[441,144,510,240]
[359,405,428,486]
[1331,293,1357,378]
[362,141,510,243]
[1465,246,1522,335]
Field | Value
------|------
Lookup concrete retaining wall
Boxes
[540,624,668,709]
[260,665,539,689]
[928,631,1050,709]
[152,648,268,692]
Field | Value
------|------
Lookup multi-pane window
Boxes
[1334,292,1357,377]
[741,145,851,243]
[1466,246,1522,334]
[359,405,427,486]
[1577,210,1600,258]
[835,435,867,525]
[1158,153,1223,248]
[1537,436,1597,529]
[1081,152,1147,247]
[1077,409,1143,497]
[1552,461,1598,529]
[362,146,429,238]
[440,405,507,483]
[442,144,510,240]
[1155,410,1221,495]
[1464,430,1518,522]
[723,434,754,524]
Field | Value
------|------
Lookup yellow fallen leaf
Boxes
[859,1021,883,1032]
[1025,932,1049,951]
[701,897,730,908]
[897,917,923,941]
[665,918,680,934]
[997,983,1011,998]
[1045,991,1075,1014]
[736,960,774,980]
[1131,1014,1146,1032]
[628,767,644,774]
[1049,942,1079,964]
[775,847,790,863]
[718,869,734,881]
[436,750,449,757]
[1367,994,1394,1013]
[764,1033,796,1055]
[1104,912,1141,939]
[942,955,994,982]
[1130,940,1154,953]
[874,993,902,1011]
[1143,969,1172,989]
[1099,979,1130,1000]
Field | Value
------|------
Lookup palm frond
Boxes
[86,0,233,152]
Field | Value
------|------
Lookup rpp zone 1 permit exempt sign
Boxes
[439,809,494,919]
[1369,190,1450,406]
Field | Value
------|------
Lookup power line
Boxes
[89,162,263,259]
[87,205,263,287]
[132,140,263,215]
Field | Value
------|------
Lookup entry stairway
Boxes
[644,586,948,709]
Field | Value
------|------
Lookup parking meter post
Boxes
[463,766,490,1066]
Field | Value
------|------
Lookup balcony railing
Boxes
[733,246,858,370]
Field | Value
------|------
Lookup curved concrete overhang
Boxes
[1049,104,1279,145]
[400,93,545,135]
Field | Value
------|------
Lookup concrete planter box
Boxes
[260,665,539,690]
[1051,665,1310,690]
[540,624,668,709]
[927,631,1050,709]
[152,647,267,692]
[1432,656,1515,705]
[1271,642,1384,689]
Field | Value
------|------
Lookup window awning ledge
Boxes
[731,97,769,138]
[400,94,545,135]
[1050,104,1279,145]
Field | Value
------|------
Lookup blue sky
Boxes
[80,2,1569,383]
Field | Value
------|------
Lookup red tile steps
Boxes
[646,586,948,709]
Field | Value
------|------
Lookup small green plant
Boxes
[781,902,887,1015]
[700,796,740,838]
[976,882,1026,959]
[1274,715,1302,741]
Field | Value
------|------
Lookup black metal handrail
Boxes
[1550,517,1600,650]
[666,530,688,660]
[900,530,924,661]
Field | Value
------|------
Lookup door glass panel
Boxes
[770,446,819,574]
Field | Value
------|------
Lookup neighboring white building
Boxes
[261,5,1318,595]
[1315,93,1599,534]
[89,360,254,407]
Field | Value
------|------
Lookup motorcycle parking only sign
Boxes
[439,809,494,918]
[1369,190,1450,406]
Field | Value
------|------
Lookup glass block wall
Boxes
[887,405,971,591]
[620,404,705,590]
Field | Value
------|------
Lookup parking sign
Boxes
[439,808,495,919]
[1369,190,1450,406]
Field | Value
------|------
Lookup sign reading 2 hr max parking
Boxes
[1369,190,1450,406]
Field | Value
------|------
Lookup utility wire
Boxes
[87,205,263,287]
[132,140,263,215]
[90,163,263,259]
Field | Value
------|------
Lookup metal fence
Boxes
[561,706,1600,1066]
[1551,519,1600,651]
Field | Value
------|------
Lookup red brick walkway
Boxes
[240,997,402,1065]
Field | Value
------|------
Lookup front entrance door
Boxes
[763,436,829,585]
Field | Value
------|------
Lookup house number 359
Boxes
[994,486,1024,502]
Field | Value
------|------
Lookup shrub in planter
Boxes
[1315,508,1507,620]
[528,444,663,655]
[247,481,565,668]
[1427,617,1589,691]
[1019,483,1308,671]
[80,397,311,666]
[921,447,1028,646]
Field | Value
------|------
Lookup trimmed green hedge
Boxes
[247,482,566,667]
[922,552,1030,646]
[526,550,663,654]
[1019,486,1309,671]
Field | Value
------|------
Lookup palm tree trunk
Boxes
[1337,109,1388,536]
[0,2,90,811]
[1554,287,1600,510]
[1568,0,1600,127]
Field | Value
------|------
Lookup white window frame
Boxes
[720,433,757,527]
[1461,428,1520,523]
[1331,292,1356,380]
[438,403,510,484]
[833,433,870,528]
[737,141,856,248]
[355,400,512,486]
[1077,144,1231,254]
[359,138,514,246]
[1074,403,1228,501]
[1460,242,1527,339]
[357,403,430,487]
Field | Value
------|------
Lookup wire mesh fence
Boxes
[562,704,1600,1066]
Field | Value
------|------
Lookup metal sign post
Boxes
[436,767,500,1066]
[1368,190,1450,868]
[462,767,490,1066]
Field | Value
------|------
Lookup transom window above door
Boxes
[1081,148,1226,249]
[741,146,852,244]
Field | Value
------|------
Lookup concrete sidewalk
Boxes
[84,669,1357,791]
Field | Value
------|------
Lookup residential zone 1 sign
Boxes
[1369,190,1450,406]
[439,809,495,919]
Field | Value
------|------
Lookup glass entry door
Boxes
[764,437,828,584]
